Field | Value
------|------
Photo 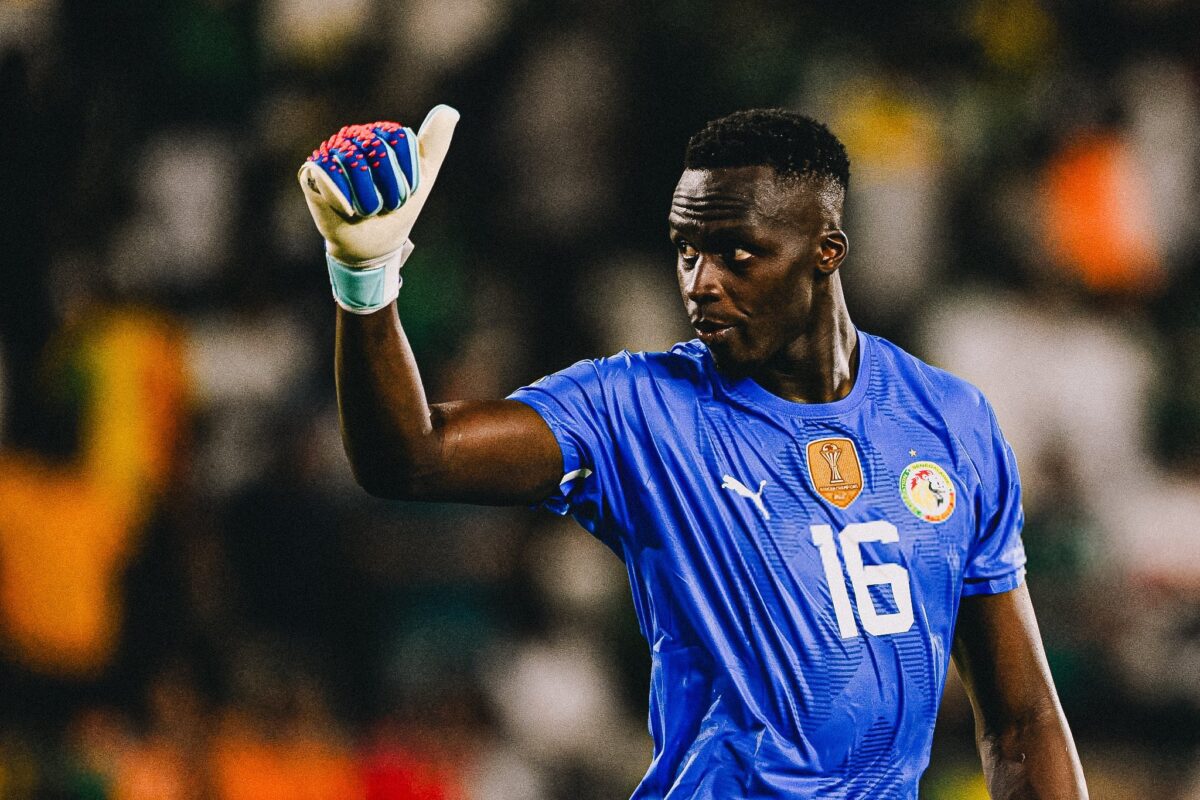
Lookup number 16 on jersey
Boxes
[811,521,914,638]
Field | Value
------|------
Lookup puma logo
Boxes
[721,474,770,521]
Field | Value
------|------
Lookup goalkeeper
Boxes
[298,105,1088,799]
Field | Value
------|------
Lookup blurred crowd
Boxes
[1,0,1199,797]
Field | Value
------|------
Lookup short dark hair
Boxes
[684,108,850,191]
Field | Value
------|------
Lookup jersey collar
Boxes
[712,329,873,418]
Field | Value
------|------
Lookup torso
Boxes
[511,332,1025,800]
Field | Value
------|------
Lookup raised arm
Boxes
[952,584,1088,800]
[299,106,562,504]
[335,306,561,503]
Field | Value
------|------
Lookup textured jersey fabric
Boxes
[508,331,1026,799]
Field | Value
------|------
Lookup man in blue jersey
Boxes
[299,107,1088,798]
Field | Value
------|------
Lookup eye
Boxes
[677,240,699,261]
[729,248,752,264]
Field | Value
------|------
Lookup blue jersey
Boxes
[508,331,1026,799]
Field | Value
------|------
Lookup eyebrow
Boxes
[672,212,753,231]
[667,220,758,248]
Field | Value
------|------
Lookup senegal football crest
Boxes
[899,461,956,523]
[805,438,863,509]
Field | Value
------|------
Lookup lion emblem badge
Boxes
[899,461,956,524]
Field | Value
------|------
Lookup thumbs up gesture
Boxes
[298,105,459,312]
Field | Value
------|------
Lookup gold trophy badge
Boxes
[806,438,863,509]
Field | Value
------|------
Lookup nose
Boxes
[682,254,722,306]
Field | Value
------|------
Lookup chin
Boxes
[705,340,760,377]
[698,325,771,374]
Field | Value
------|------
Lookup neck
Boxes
[754,276,859,404]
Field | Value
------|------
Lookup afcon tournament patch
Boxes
[899,461,956,523]
[805,438,863,509]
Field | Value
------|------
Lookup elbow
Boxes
[350,461,418,500]
[342,426,444,500]
[347,451,437,501]
[354,470,403,500]
[978,698,1061,754]
[343,449,412,500]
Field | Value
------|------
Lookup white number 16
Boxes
[810,521,914,638]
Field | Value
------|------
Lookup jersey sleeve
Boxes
[962,402,1028,597]
[507,358,623,553]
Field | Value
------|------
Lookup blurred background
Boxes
[0,0,1198,797]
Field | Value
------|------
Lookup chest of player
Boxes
[685,405,974,531]
[624,406,979,634]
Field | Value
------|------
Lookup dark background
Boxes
[1,0,1199,797]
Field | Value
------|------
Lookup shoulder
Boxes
[518,340,711,408]
[596,340,708,375]
[866,333,1003,480]
[547,340,710,389]
[868,332,994,429]
[635,340,711,383]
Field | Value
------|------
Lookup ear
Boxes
[817,229,849,274]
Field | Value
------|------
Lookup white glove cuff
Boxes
[326,240,416,314]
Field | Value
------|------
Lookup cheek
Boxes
[675,263,689,298]
[774,270,816,322]
[743,276,813,350]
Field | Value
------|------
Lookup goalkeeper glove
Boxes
[298,104,459,314]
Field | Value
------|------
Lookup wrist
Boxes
[326,240,415,314]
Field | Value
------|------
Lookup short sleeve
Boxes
[507,358,622,552]
[962,403,1028,597]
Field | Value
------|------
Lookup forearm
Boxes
[976,700,1088,800]
[335,302,441,496]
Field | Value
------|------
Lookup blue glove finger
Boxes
[307,146,354,209]
[308,121,422,216]
[309,127,382,216]
[377,142,408,211]
[374,123,420,196]
[340,135,384,217]
[363,128,404,211]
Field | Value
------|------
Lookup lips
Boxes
[692,318,735,334]
[692,318,736,345]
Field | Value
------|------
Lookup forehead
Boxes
[669,166,816,231]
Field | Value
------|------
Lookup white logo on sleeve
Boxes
[721,474,770,520]
[560,468,593,489]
